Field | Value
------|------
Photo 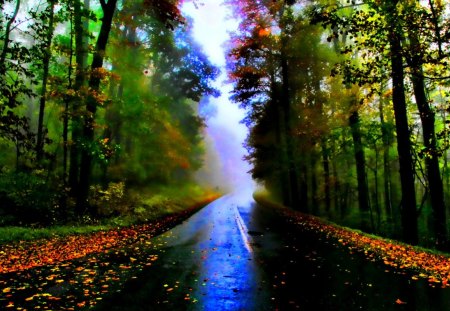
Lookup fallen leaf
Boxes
[395,298,407,305]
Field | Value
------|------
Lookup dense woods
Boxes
[0,0,219,225]
[226,0,450,250]
[2,0,450,254]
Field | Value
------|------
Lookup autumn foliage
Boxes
[256,194,450,288]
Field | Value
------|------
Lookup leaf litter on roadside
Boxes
[278,208,450,288]
[0,201,215,310]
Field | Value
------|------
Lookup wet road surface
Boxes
[94,191,450,310]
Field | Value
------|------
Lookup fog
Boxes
[182,1,255,192]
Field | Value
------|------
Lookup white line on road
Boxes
[234,205,253,254]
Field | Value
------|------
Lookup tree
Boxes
[36,0,57,163]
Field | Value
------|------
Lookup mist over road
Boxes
[95,191,450,311]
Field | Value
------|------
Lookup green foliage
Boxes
[0,170,63,226]
[89,182,126,216]
[229,0,450,248]
[0,224,109,244]
[0,0,220,225]
[0,183,219,244]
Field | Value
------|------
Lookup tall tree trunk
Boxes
[349,109,371,229]
[69,0,88,199]
[410,68,447,249]
[36,0,56,163]
[406,6,447,247]
[310,153,318,214]
[313,76,331,212]
[373,143,381,230]
[387,1,418,245]
[321,137,332,212]
[77,0,118,214]
[63,5,75,184]
[280,45,300,210]
[299,162,308,210]
[270,71,290,205]
[379,90,393,220]
[331,137,341,214]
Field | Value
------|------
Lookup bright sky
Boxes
[181,1,255,191]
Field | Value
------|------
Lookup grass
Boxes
[0,183,221,245]
[0,225,110,244]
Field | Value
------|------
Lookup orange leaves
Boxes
[0,196,218,275]
[395,298,407,305]
[258,27,271,37]
[278,208,450,288]
[0,195,220,310]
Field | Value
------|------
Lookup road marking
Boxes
[234,205,253,254]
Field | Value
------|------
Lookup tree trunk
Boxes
[406,9,447,248]
[36,0,56,163]
[77,0,118,214]
[280,45,300,210]
[410,69,447,249]
[69,0,87,199]
[270,71,291,205]
[331,137,341,214]
[321,137,332,212]
[63,4,75,184]
[387,2,418,244]
[310,153,318,214]
[349,109,371,229]
[379,90,393,220]
[373,143,381,230]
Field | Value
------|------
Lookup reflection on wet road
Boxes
[95,191,450,310]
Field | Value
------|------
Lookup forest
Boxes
[0,0,220,229]
[227,0,450,251]
[1,0,450,309]
[1,0,450,253]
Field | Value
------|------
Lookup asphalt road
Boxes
[94,191,450,311]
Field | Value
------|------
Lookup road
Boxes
[94,191,450,311]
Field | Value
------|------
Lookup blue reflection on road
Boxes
[171,192,265,310]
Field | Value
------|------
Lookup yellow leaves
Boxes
[428,276,440,284]
[3,287,11,293]
[66,89,76,97]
